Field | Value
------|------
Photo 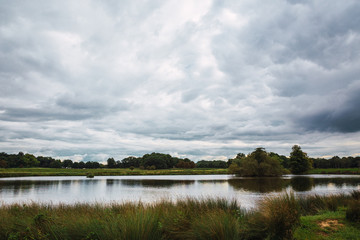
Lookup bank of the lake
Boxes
[0,167,359,178]
[308,168,360,175]
[0,168,229,178]
[0,192,359,240]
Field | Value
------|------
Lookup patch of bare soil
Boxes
[317,219,344,236]
[318,219,343,229]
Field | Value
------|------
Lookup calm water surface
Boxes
[0,174,359,209]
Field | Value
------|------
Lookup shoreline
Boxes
[0,167,359,178]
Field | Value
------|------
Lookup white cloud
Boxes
[0,0,360,161]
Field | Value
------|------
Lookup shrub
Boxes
[86,173,94,178]
[351,190,360,200]
[189,210,240,240]
[346,200,360,222]
[242,193,300,240]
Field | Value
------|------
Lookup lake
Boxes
[0,174,359,209]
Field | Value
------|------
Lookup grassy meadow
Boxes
[0,167,229,178]
[0,191,359,240]
[0,167,359,178]
[308,168,360,175]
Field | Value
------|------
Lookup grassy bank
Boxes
[0,167,359,178]
[0,168,229,178]
[308,168,360,175]
[0,191,359,240]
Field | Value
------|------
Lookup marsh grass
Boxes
[0,191,359,240]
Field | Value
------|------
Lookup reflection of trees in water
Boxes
[0,180,83,195]
[228,177,360,193]
[0,180,61,195]
[313,178,360,188]
[290,177,314,191]
[120,179,195,188]
[228,178,291,193]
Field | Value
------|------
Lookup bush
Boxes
[351,190,360,200]
[242,193,300,240]
[346,200,360,222]
[86,173,94,178]
[190,210,240,240]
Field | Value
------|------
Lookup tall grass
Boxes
[0,191,359,240]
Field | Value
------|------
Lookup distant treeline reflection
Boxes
[1,177,359,195]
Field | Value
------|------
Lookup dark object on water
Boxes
[86,173,94,178]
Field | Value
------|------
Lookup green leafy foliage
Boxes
[229,148,284,176]
[346,200,360,222]
[290,145,312,174]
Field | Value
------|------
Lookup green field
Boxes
[0,192,359,240]
[308,168,360,175]
[294,209,360,240]
[0,167,229,178]
[0,167,359,178]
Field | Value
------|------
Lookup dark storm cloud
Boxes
[298,84,360,133]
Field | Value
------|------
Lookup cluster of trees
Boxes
[228,145,360,177]
[196,160,228,168]
[228,145,313,176]
[107,153,195,169]
[313,156,360,169]
[0,152,101,169]
[228,148,286,177]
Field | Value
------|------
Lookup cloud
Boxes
[0,0,360,161]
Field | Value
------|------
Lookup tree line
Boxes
[0,148,359,172]
[228,145,360,177]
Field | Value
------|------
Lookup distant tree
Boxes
[0,159,7,168]
[229,148,284,177]
[290,145,311,174]
[49,160,62,168]
[176,159,196,168]
[196,160,228,168]
[121,156,140,168]
[78,161,85,169]
[37,156,56,168]
[107,158,116,168]
[72,162,80,168]
[23,154,39,167]
[63,159,73,168]
[85,161,93,169]
[141,153,172,169]
[92,161,100,169]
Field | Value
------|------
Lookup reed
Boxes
[0,191,359,240]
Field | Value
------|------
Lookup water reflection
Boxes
[228,178,291,193]
[0,175,359,208]
[291,177,314,192]
[120,179,195,188]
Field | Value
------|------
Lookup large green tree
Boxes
[289,145,311,174]
[229,148,284,177]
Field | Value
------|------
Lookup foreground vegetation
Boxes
[0,191,359,240]
[0,167,229,178]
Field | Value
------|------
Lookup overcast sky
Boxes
[1,0,360,162]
